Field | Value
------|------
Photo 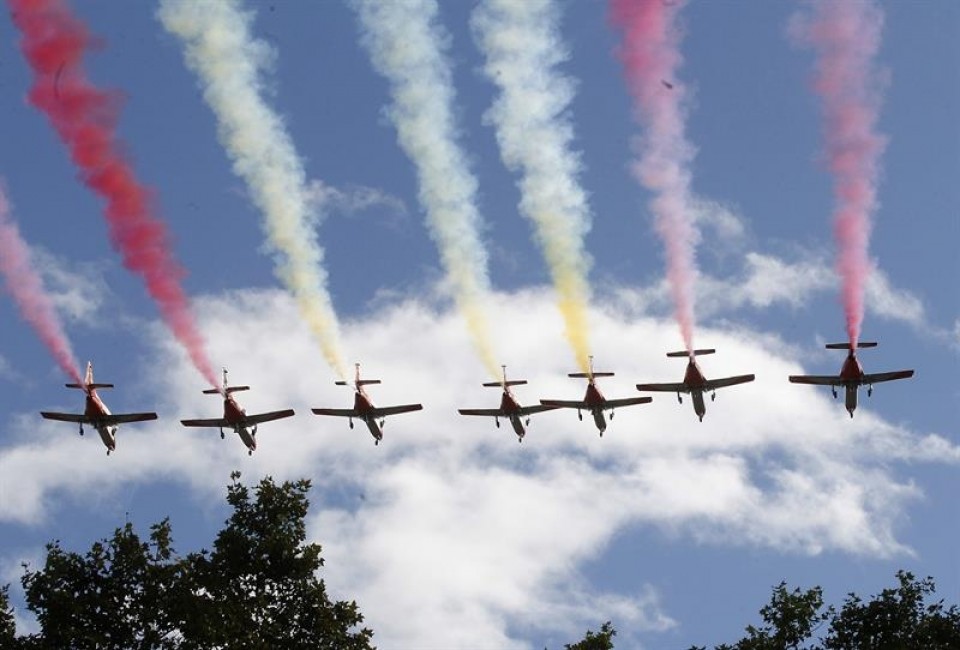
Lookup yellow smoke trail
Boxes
[158,0,346,378]
[352,0,499,379]
[473,0,593,373]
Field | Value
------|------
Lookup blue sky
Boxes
[0,1,957,647]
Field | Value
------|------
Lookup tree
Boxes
[691,572,960,650]
[824,571,960,650]
[8,473,373,649]
[0,585,17,646]
[565,621,617,650]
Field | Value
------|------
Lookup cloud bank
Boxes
[0,284,954,647]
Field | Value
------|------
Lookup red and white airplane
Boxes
[459,366,558,442]
[636,349,755,422]
[312,363,422,445]
[181,369,295,455]
[788,341,914,417]
[540,356,652,436]
[40,361,157,455]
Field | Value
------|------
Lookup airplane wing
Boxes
[788,374,841,386]
[458,408,504,417]
[311,408,360,418]
[703,374,755,391]
[40,412,89,424]
[181,418,231,428]
[244,409,296,425]
[539,399,588,409]
[635,382,687,393]
[101,412,158,425]
[862,370,914,384]
[518,404,559,416]
[371,404,423,418]
[603,396,653,408]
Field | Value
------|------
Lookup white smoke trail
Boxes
[351,0,499,379]
[472,0,593,374]
[158,0,346,378]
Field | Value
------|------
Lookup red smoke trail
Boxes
[800,0,886,348]
[610,0,698,353]
[0,186,81,384]
[10,0,218,388]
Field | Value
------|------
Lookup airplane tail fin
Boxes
[667,349,715,358]
[826,342,877,350]
[67,361,110,389]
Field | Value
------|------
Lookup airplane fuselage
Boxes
[683,360,709,421]
[498,391,527,439]
[84,390,118,452]
[581,382,608,434]
[839,352,866,416]
[353,390,384,443]
[222,395,256,452]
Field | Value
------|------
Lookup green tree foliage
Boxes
[564,621,617,650]
[691,571,960,650]
[6,473,373,649]
[0,585,17,644]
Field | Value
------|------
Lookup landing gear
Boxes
[349,419,354,430]
[867,385,873,397]
[252,425,258,437]
[375,439,380,446]
[380,419,386,428]
[248,449,253,456]
[832,387,838,399]
[677,393,683,404]
[577,410,582,421]
[220,428,225,440]
[525,418,531,426]
[106,449,111,456]
[609,410,615,420]
[495,418,500,429]
[711,392,716,402]
[79,424,84,436]
[698,414,704,422]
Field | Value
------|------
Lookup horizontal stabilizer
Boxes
[483,380,527,388]
[334,381,349,386]
[66,382,114,390]
[568,372,614,379]
[226,386,250,394]
[202,388,221,395]
[825,342,877,350]
[667,348,715,358]
[458,408,504,417]
[357,379,382,386]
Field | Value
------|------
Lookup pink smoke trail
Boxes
[800,0,886,348]
[0,187,81,384]
[9,0,219,389]
[610,0,698,353]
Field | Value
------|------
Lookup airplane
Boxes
[788,341,914,417]
[180,368,295,455]
[539,356,652,436]
[458,366,558,442]
[636,349,755,422]
[40,361,157,455]
[312,363,422,445]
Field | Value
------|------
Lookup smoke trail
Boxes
[352,0,499,379]
[9,0,218,389]
[158,0,347,379]
[610,0,699,353]
[0,187,81,384]
[472,0,593,374]
[796,0,886,347]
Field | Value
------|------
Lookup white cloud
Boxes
[30,248,110,323]
[0,286,953,647]
[305,179,408,225]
